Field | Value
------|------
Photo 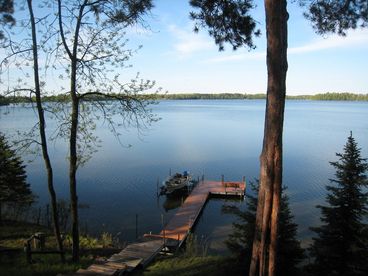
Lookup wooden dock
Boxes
[69,179,245,275]
[150,180,246,245]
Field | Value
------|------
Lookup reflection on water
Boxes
[1,100,367,252]
[162,193,188,212]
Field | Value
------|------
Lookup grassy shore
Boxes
[138,255,245,276]
[1,220,246,275]
[0,220,120,276]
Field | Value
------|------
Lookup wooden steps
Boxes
[70,239,163,275]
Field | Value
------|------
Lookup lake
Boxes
[1,100,367,253]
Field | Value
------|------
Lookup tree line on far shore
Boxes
[1,92,368,105]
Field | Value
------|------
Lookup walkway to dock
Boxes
[70,179,245,275]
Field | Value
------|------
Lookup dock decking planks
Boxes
[67,179,245,275]
[158,180,245,243]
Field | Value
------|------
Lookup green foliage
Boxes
[0,95,9,105]
[77,235,99,249]
[0,220,51,248]
[159,93,265,100]
[0,133,34,221]
[108,0,154,25]
[309,133,368,276]
[183,233,209,258]
[0,0,15,40]
[0,252,92,276]
[3,92,368,103]
[303,0,368,35]
[223,182,305,276]
[100,232,113,248]
[143,255,244,276]
[0,221,88,276]
[308,92,368,101]
[189,0,260,50]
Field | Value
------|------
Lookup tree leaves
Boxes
[304,0,368,35]
[189,0,260,51]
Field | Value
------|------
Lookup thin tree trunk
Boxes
[249,1,288,275]
[57,0,87,262]
[27,0,64,262]
[69,96,79,262]
[69,36,80,263]
[68,0,86,262]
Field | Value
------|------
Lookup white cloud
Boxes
[289,29,368,54]
[125,25,155,37]
[206,29,368,63]
[168,24,214,57]
[207,51,266,63]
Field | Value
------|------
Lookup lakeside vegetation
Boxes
[159,92,368,101]
[1,92,368,105]
[0,220,122,276]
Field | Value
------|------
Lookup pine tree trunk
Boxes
[27,0,64,262]
[249,1,288,275]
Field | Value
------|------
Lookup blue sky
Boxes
[124,0,368,95]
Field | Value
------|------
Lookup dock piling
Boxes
[161,214,166,246]
[135,214,138,239]
[156,177,159,197]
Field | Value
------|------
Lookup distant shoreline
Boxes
[156,92,368,101]
[1,92,367,105]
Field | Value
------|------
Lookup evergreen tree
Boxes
[309,133,368,276]
[224,182,305,276]
[0,133,34,222]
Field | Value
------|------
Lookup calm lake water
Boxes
[1,100,367,253]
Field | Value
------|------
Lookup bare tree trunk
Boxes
[57,0,87,262]
[27,0,64,262]
[69,0,86,263]
[69,96,79,262]
[249,1,288,275]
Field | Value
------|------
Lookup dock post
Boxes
[135,214,138,239]
[242,176,246,197]
[156,177,159,197]
[161,214,165,246]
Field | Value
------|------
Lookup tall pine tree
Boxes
[224,182,304,276]
[309,133,368,276]
[0,133,34,222]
